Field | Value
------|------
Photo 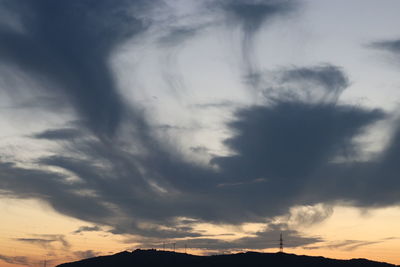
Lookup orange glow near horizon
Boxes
[1,197,399,266]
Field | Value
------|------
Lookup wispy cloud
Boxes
[303,237,395,252]
[370,39,400,54]
[72,226,102,235]
[0,254,29,266]
[33,128,82,140]
[15,234,70,250]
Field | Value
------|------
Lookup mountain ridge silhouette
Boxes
[57,249,399,267]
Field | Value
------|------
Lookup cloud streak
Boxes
[138,222,322,252]
[221,0,298,89]
[0,254,29,266]
[72,226,102,235]
[370,39,400,54]
[15,234,70,250]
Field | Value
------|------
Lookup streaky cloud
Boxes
[370,38,400,54]
[140,222,322,251]
[15,234,70,249]
[72,226,102,235]
[33,128,82,140]
[218,0,298,89]
[221,0,297,34]
[0,254,29,266]
[254,64,349,104]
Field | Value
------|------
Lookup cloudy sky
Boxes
[1,0,400,266]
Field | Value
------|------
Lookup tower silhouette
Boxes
[279,233,283,253]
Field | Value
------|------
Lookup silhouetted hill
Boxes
[57,249,398,267]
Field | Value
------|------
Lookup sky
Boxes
[1,0,400,266]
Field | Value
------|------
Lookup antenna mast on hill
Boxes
[279,233,283,253]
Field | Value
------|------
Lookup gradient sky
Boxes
[1,0,400,266]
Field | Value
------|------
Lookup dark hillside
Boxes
[57,249,398,267]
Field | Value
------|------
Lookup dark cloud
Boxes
[213,103,383,179]
[207,103,384,221]
[0,0,152,137]
[0,160,116,225]
[0,62,393,243]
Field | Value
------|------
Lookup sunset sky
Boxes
[1,0,400,266]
